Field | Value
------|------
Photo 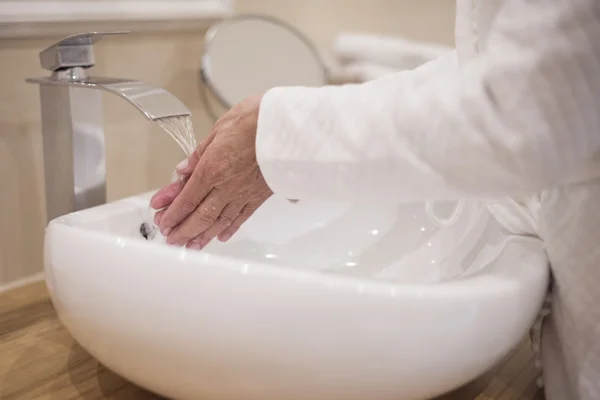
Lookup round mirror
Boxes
[200,15,328,118]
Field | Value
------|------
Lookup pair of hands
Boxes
[150,95,273,249]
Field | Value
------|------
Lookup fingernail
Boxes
[188,242,203,250]
[162,227,172,236]
[219,233,232,242]
[176,158,189,171]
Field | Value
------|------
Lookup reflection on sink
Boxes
[206,196,502,283]
[44,191,549,400]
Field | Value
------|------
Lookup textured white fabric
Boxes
[257,1,600,200]
[255,0,600,398]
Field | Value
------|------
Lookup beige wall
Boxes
[236,0,456,50]
[0,0,455,287]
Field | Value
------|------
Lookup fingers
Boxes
[185,200,246,249]
[166,189,226,245]
[154,208,166,226]
[150,179,185,210]
[151,132,217,212]
[217,203,259,243]
[158,131,225,234]
[159,159,216,235]
[176,131,216,176]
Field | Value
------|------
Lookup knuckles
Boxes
[193,206,220,226]
[215,214,235,227]
[176,195,199,215]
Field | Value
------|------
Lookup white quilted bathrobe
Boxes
[254,0,600,398]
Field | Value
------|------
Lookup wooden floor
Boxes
[0,282,545,400]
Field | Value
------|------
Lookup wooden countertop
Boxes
[0,282,545,400]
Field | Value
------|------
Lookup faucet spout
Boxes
[27,69,191,121]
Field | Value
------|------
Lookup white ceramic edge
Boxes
[48,190,551,299]
[0,0,235,38]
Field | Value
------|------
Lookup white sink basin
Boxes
[44,191,549,400]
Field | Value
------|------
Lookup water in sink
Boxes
[136,189,517,284]
[206,197,515,283]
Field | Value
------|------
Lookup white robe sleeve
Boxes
[255,0,600,202]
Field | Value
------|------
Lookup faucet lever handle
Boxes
[39,31,130,72]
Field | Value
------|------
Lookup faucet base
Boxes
[39,85,106,221]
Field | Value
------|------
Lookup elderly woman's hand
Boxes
[150,95,273,249]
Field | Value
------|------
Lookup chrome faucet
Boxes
[27,31,191,222]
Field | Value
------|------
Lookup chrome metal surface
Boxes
[36,85,105,221]
[27,76,191,121]
[40,31,129,71]
[27,31,192,221]
[52,66,89,81]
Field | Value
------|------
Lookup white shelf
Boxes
[0,1,235,38]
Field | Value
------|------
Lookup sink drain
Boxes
[140,222,152,240]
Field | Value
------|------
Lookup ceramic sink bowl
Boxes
[44,191,549,400]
